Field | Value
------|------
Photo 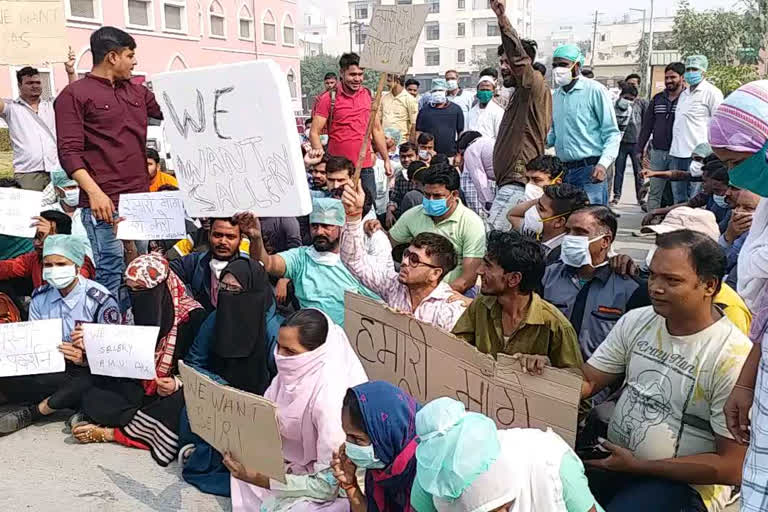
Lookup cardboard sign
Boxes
[344,293,583,446]
[0,0,67,66]
[0,187,41,237]
[179,362,286,483]
[360,5,429,74]
[0,319,63,377]
[83,324,159,380]
[151,61,312,218]
[117,192,187,240]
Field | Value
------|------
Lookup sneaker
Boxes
[0,405,35,434]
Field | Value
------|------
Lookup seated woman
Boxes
[411,397,604,512]
[71,254,206,466]
[331,381,421,512]
[222,309,368,511]
[179,257,281,496]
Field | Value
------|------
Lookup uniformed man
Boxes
[0,235,120,434]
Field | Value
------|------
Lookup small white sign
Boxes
[117,191,186,240]
[0,188,42,238]
[83,324,159,380]
[0,319,64,377]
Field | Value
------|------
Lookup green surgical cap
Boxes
[309,197,345,227]
[685,55,709,71]
[43,234,85,267]
[384,127,402,147]
[50,169,77,189]
[692,142,713,158]
[431,78,448,91]
[414,397,501,500]
[553,44,584,66]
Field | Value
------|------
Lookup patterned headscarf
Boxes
[709,80,768,153]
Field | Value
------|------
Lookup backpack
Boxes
[0,292,21,323]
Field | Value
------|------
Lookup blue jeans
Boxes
[670,157,692,203]
[587,469,707,512]
[81,208,125,302]
[488,184,525,231]
[564,164,608,205]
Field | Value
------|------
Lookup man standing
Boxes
[56,27,163,301]
[669,55,723,203]
[310,53,392,205]
[444,69,474,115]
[415,79,464,157]
[146,148,177,192]
[612,83,647,206]
[405,78,420,99]
[1,50,77,191]
[548,45,620,206]
[487,0,552,231]
[465,76,504,139]
[385,142,420,227]
[380,74,418,144]
[636,62,686,211]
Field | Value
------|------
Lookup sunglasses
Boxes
[402,249,440,269]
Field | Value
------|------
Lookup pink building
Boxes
[0,0,301,111]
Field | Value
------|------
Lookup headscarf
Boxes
[462,137,496,205]
[553,44,584,66]
[125,254,202,395]
[43,234,85,267]
[310,197,345,227]
[213,257,275,394]
[352,381,421,512]
[266,309,367,473]
[685,54,709,71]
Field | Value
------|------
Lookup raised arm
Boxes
[233,213,286,277]
[491,0,527,66]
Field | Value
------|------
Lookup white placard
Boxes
[0,319,64,377]
[83,324,159,380]
[117,191,186,240]
[360,5,429,74]
[151,60,312,218]
[0,188,42,237]
[0,0,67,66]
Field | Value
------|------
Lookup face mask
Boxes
[476,90,493,104]
[729,141,768,197]
[713,194,729,209]
[344,442,386,469]
[645,246,657,269]
[684,70,703,86]
[446,80,459,91]
[560,234,605,268]
[209,258,229,280]
[319,134,329,145]
[61,188,80,207]
[617,98,630,110]
[524,183,544,201]
[418,149,430,161]
[430,90,446,105]
[43,265,77,289]
[521,206,543,237]
[689,161,704,178]
[552,66,574,88]
[422,197,449,217]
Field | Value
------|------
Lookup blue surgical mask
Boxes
[729,140,768,197]
[344,441,385,469]
[684,70,703,86]
[422,197,449,216]
[712,194,729,209]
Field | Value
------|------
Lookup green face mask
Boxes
[729,140,768,197]
[476,90,493,104]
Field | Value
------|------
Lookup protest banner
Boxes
[0,0,67,66]
[0,187,41,237]
[117,191,187,241]
[344,293,583,446]
[151,61,311,218]
[83,324,159,380]
[0,319,63,377]
[179,362,286,483]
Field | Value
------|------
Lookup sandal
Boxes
[73,423,113,443]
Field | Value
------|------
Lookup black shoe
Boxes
[0,405,35,434]
[608,207,621,218]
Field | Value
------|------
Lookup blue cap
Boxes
[43,234,86,267]
[50,169,77,189]
[431,78,448,91]
[685,55,709,71]
[309,197,345,227]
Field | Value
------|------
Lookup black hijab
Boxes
[130,285,175,342]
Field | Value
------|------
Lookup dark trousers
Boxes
[587,468,708,512]
[613,142,643,203]
[360,167,376,210]
[0,365,92,410]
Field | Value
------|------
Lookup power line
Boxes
[590,10,604,67]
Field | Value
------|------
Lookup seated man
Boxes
[720,188,759,290]
[0,235,120,434]
[48,169,93,263]
[543,206,641,359]
[169,217,248,312]
[385,141,420,227]
[581,230,749,511]
[242,198,380,326]
[452,230,583,371]
[340,180,466,331]
[522,154,566,200]
[508,182,589,264]
[147,148,178,192]
[390,163,486,294]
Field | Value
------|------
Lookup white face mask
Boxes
[430,90,447,105]
[304,128,311,138]
[446,80,459,91]
[560,234,605,268]
[42,265,77,289]
[209,258,229,280]
[524,183,544,201]
[61,188,80,207]
[521,206,543,238]
[418,149,430,161]
[552,66,574,88]
[689,161,704,177]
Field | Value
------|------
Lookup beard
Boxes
[312,236,339,252]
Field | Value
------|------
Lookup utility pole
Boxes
[646,0,655,98]
[590,10,602,67]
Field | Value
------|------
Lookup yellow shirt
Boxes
[149,170,179,192]
[714,283,752,335]
[380,89,418,142]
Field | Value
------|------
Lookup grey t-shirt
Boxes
[400,190,424,215]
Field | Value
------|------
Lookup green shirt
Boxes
[452,292,584,369]
[389,201,486,284]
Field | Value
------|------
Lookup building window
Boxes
[457,49,465,63]
[397,0,413,3]
[162,0,186,32]
[238,5,253,40]
[126,0,152,28]
[427,0,440,14]
[458,0,465,8]
[354,26,367,46]
[457,22,465,37]
[425,48,440,66]
[262,10,276,43]
[209,0,225,38]
[68,0,101,20]
[283,14,295,46]
[355,4,368,20]
[426,23,439,41]
[487,22,499,37]
[287,70,297,99]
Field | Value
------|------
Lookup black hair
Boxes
[532,62,546,76]
[90,26,136,64]
[304,118,312,127]
[479,67,498,79]
[408,161,429,183]
[526,155,566,179]
[655,230,726,293]
[431,154,450,166]
[665,62,685,76]
[625,73,642,82]
[326,155,354,177]
[456,131,483,154]
[146,148,160,163]
[417,132,435,145]
[411,232,458,281]
[390,74,405,85]
[157,184,179,192]
[0,178,21,189]
[522,39,537,61]
[40,210,72,235]
[576,206,618,241]
[620,83,639,97]
[16,67,39,85]
[343,388,365,431]
[339,53,360,71]
[210,217,239,230]
[283,309,329,351]
[324,72,337,80]
[581,67,595,78]
[405,78,420,88]
[399,141,418,154]
[702,156,728,184]
[497,44,505,57]
[486,230,544,293]
[543,183,590,217]
[422,163,459,191]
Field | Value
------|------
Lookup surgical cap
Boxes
[50,169,78,189]
[414,397,501,500]
[692,142,713,159]
[384,127,402,147]
[431,78,448,91]
[685,55,709,71]
[553,44,584,66]
[43,234,86,267]
[309,197,345,227]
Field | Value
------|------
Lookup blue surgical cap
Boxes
[431,78,448,91]
[43,234,86,267]
[50,169,77,189]
[685,55,709,71]
[309,197,345,227]
[553,44,584,66]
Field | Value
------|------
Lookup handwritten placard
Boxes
[0,0,67,66]
[117,191,187,240]
[0,187,41,237]
[360,5,429,74]
[344,293,583,446]
[179,362,286,482]
[83,324,159,380]
[151,61,312,218]
[0,319,63,377]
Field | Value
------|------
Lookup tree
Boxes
[471,53,499,76]
[671,0,752,66]
[576,40,592,58]
[634,32,675,96]
[707,64,759,96]
[300,54,339,112]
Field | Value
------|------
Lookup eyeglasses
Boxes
[402,249,440,269]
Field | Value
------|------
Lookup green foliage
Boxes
[300,53,385,111]
[707,64,760,96]
[634,32,676,96]
[576,40,592,58]
[0,128,10,152]
[470,53,499,75]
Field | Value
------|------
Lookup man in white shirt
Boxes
[0,50,77,191]
[466,76,504,139]
[445,69,474,115]
[669,55,723,204]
